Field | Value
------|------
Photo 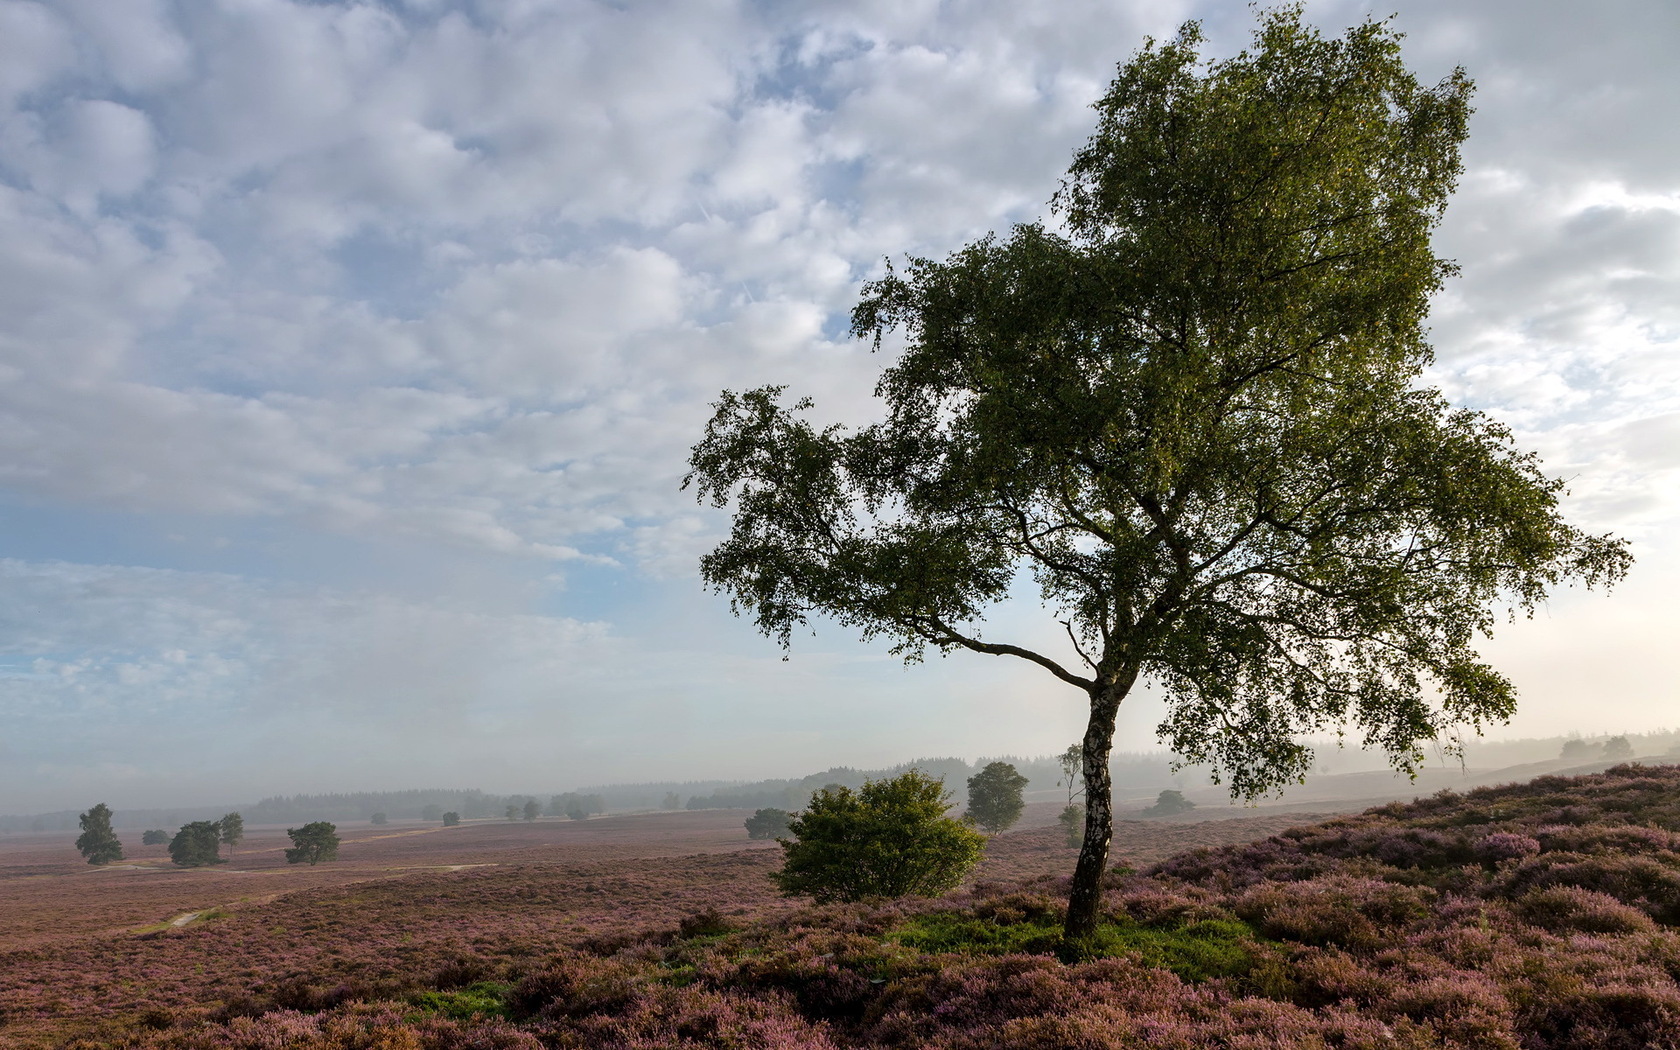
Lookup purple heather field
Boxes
[5,769,1680,1048]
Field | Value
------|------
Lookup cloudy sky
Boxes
[0,0,1674,813]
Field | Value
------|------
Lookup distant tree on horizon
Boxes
[141,829,169,846]
[285,822,339,865]
[522,799,540,821]
[1561,738,1598,761]
[744,807,791,840]
[663,791,681,809]
[169,821,225,867]
[75,803,124,865]
[371,811,388,825]
[1604,735,1634,760]
[1058,744,1084,807]
[965,761,1029,833]
[442,811,460,826]
[220,812,244,861]
[1142,790,1195,818]
[551,792,605,819]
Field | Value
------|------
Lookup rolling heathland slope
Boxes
[4,766,1680,1047]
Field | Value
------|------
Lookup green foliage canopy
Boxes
[285,821,340,865]
[772,770,986,902]
[1144,790,1196,817]
[141,829,169,846]
[75,802,124,865]
[1058,804,1086,847]
[169,821,224,867]
[744,807,792,840]
[966,761,1030,833]
[219,812,243,852]
[687,8,1629,939]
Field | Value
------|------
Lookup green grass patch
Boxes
[1073,918,1258,980]
[408,981,513,1020]
[891,911,1063,956]
[891,911,1259,982]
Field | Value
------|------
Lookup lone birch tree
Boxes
[686,8,1629,942]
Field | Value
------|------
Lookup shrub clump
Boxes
[773,770,986,903]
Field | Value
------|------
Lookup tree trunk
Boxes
[1064,671,1137,943]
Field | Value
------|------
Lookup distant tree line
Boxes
[15,732,1680,834]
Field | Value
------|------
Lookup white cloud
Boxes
[0,0,1673,809]
[59,0,191,93]
[0,1,76,108]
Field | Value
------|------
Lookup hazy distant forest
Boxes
[7,731,1676,832]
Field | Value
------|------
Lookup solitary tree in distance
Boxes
[1057,744,1086,846]
[441,811,460,826]
[141,829,169,846]
[744,807,792,840]
[1604,735,1634,760]
[687,9,1630,941]
[371,811,389,825]
[523,799,540,821]
[1142,790,1196,817]
[219,812,244,862]
[965,761,1030,833]
[773,770,986,902]
[1561,738,1596,761]
[75,803,124,865]
[285,822,340,865]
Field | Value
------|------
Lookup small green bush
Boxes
[1058,804,1085,847]
[773,770,986,902]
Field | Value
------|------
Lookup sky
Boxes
[0,0,1675,813]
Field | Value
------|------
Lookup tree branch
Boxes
[915,615,1096,690]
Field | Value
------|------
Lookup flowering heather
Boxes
[5,766,1680,1048]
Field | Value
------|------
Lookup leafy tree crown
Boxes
[169,821,224,867]
[745,807,793,840]
[965,761,1031,833]
[284,821,340,865]
[75,803,124,865]
[686,8,1629,800]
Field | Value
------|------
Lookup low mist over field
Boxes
[9,731,1678,830]
[0,3,1676,813]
